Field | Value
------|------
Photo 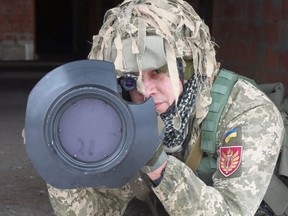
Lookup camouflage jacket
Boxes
[152,79,284,215]
[47,79,284,216]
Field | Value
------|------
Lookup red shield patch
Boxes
[219,146,242,177]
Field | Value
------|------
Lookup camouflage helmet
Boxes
[89,0,220,124]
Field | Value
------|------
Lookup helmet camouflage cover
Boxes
[89,0,220,124]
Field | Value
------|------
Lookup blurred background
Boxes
[0,0,287,215]
[0,0,287,85]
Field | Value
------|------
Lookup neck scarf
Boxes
[160,75,203,153]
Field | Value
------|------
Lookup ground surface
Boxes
[0,72,163,216]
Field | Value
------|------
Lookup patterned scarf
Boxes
[160,75,203,152]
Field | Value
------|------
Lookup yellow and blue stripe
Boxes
[224,128,237,143]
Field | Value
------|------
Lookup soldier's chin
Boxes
[155,103,167,114]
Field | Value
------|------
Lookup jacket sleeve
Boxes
[152,80,284,216]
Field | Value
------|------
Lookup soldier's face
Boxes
[129,69,183,114]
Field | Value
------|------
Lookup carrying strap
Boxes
[201,69,239,154]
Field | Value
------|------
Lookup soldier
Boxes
[47,0,285,215]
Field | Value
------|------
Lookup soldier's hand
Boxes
[141,144,168,175]
[141,117,168,183]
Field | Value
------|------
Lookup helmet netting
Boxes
[89,0,220,126]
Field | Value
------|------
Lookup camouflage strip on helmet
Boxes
[88,0,220,126]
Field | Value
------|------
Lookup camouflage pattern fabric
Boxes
[152,80,284,215]
[47,184,134,216]
[48,79,284,215]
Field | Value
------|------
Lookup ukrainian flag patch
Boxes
[224,128,237,143]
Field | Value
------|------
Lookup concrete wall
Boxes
[212,0,288,87]
[0,0,35,60]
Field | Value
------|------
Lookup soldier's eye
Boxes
[152,69,162,75]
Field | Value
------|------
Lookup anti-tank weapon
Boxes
[25,60,159,189]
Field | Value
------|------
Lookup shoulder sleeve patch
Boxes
[219,146,243,177]
[224,128,237,143]
[219,127,243,177]
[224,127,242,146]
